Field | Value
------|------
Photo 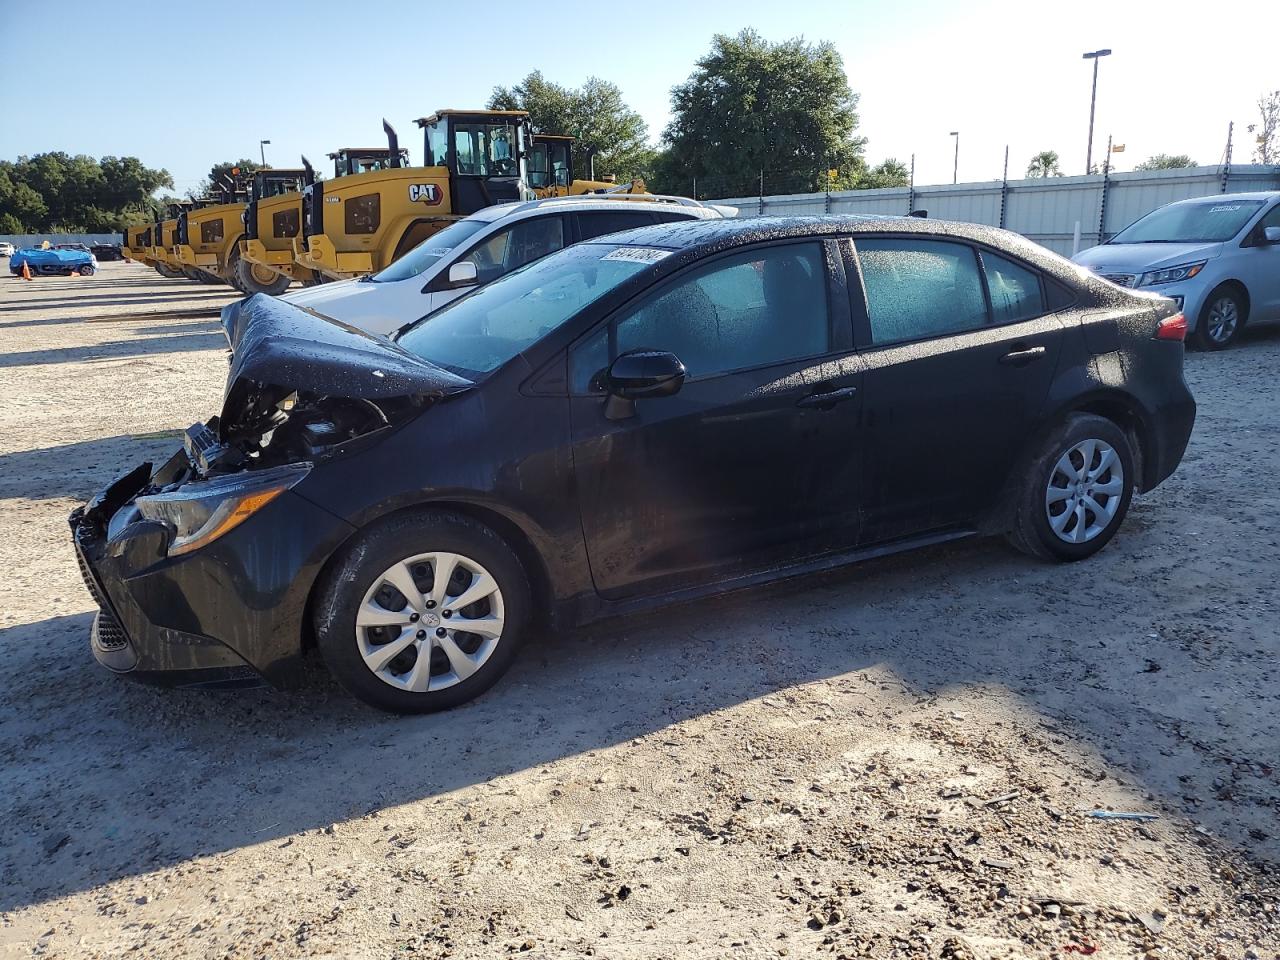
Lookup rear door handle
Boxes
[797,385,859,409]
[998,345,1047,366]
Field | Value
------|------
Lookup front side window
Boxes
[453,123,521,177]
[608,242,830,381]
[855,239,987,345]
[528,143,551,190]
[1110,199,1265,244]
[371,218,488,283]
[455,216,565,283]
[272,208,300,239]
[395,242,659,377]
[983,252,1045,325]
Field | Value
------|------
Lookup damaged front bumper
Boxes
[69,452,354,690]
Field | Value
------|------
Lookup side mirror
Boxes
[1264,225,1280,244]
[605,350,686,400]
[447,261,479,286]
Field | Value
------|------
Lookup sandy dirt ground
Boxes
[0,260,1276,959]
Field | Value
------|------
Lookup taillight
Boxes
[1155,313,1187,342]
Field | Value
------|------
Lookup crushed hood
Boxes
[220,294,472,433]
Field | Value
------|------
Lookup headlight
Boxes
[135,463,310,556]
[1137,260,1207,287]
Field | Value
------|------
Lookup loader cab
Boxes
[416,109,532,215]
[529,134,574,192]
[244,168,309,241]
[329,147,408,178]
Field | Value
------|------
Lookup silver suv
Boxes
[283,195,735,335]
[1073,192,1280,349]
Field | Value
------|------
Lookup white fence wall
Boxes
[715,165,1280,256]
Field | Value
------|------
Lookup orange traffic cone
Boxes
[21,260,32,281]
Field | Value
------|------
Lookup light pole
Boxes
[1082,49,1111,174]
[259,139,271,166]
[949,131,959,184]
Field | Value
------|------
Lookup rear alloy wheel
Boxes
[315,511,531,713]
[1195,288,1244,350]
[1008,414,1134,562]
[78,264,95,276]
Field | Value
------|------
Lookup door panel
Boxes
[569,240,862,600]
[858,315,1064,542]
[1241,205,1280,318]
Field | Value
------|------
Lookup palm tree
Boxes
[1025,151,1062,178]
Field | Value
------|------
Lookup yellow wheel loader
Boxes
[236,167,314,294]
[528,134,646,197]
[121,223,153,263]
[172,173,257,291]
[149,203,199,279]
[293,111,535,281]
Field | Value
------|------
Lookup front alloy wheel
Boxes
[356,552,505,693]
[1196,290,1243,350]
[314,511,530,713]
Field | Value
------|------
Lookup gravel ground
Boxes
[0,260,1276,959]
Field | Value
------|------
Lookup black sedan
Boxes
[70,216,1196,713]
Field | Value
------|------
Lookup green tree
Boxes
[1248,89,1279,164]
[1135,153,1197,171]
[0,153,169,232]
[654,29,866,197]
[1025,150,1063,178]
[488,72,651,181]
[860,158,910,189]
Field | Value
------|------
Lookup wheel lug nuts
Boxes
[425,600,436,609]
[443,610,452,618]
[415,630,426,639]
[409,613,419,622]
[436,627,447,637]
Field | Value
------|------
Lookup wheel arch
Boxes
[300,497,557,653]
[1204,278,1251,324]
[1052,389,1152,491]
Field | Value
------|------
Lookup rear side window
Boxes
[345,194,380,234]
[610,242,830,380]
[576,210,655,241]
[855,239,987,345]
[983,252,1045,324]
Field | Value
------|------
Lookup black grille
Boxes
[176,212,189,246]
[73,540,129,652]
[244,200,258,240]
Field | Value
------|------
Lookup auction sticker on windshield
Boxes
[601,247,672,264]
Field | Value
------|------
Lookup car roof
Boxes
[471,197,727,225]
[1165,191,1279,205]
[581,214,1094,286]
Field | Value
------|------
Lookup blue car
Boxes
[9,246,97,277]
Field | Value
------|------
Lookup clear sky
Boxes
[0,0,1273,195]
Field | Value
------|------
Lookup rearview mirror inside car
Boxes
[448,261,479,285]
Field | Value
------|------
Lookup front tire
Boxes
[1195,286,1245,350]
[314,511,532,714]
[1007,414,1135,562]
[230,243,291,296]
[78,264,95,276]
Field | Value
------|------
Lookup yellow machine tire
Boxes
[154,264,185,279]
[230,243,291,296]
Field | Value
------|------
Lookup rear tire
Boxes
[314,511,532,714]
[78,264,95,276]
[154,264,184,279]
[1194,286,1245,350]
[1007,414,1135,562]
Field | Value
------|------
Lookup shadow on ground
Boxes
[0,435,186,501]
[0,331,227,368]
[1,511,1275,912]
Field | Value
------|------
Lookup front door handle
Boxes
[998,345,1047,367]
[797,385,859,409]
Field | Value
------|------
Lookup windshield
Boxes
[370,218,489,283]
[395,242,667,376]
[454,123,522,177]
[1111,199,1264,243]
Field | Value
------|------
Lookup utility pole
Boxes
[259,139,271,166]
[1082,49,1112,174]
[949,131,959,184]
[1222,121,1234,193]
